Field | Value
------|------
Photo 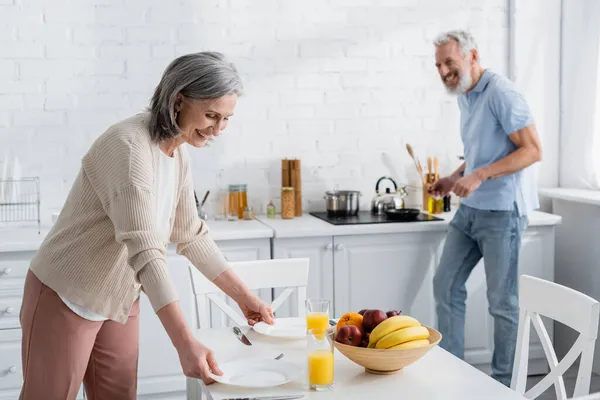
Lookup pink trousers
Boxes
[19,270,140,400]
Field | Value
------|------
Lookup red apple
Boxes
[358,309,368,316]
[386,310,401,318]
[362,309,387,333]
[359,332,371,348]
[335,325,362,347]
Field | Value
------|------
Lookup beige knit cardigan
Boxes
[29,113,228,323]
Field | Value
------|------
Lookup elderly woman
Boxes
[19,52,273,400]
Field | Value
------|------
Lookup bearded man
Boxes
[429,30,542,387]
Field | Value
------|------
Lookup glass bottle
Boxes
[266,201,276,219]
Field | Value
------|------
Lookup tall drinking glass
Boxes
[307,328,334,391]
[305,299,329,331]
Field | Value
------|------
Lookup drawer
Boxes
[0,255,33,291]
[0,329,22,398]
[0,296,21,330]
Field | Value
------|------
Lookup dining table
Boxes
[187,323,528,400]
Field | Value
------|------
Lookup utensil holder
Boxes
[422,183,432,213]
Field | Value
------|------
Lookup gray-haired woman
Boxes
[18,52,274,400]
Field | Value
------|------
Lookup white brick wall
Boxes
[0,0,511,221]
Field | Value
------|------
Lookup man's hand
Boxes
[428,176,456,197]
[452,172,484,198]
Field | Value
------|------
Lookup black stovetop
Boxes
[310,211,444,226]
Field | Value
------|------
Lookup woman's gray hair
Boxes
[433,30,478,58]
[148,51,243,142]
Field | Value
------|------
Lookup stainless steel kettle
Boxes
[371,176,408,215]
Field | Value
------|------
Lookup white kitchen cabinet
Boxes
[0,251,85,400]
[463,226,556,375]
[333,232,445,324]
[271,236,334,318]
[137,237,271,398]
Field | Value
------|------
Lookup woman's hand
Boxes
[238,293,274,326]
[157,302,222,384]
[176,338,223,384]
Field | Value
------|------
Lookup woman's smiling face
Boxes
[176,93,238,148]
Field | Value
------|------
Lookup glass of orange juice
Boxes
[307,328,334,391]
[305,299,330,332]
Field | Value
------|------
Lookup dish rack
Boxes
[0,177,41,233]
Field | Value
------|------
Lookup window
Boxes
[593,43,600,189]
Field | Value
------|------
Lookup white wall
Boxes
[1,0,520,221]
[559,0,600,189]
[511,0,561,211]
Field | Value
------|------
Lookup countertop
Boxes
[256,210,562,239]
[0,209,561,252]
[539,188,600,207]
[0,218,273,253]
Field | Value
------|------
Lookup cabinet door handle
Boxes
[335,244,345,251]
[4,307,14,314]
[8,366,16,373]
[324,243,333,250]
[2,268,11,275]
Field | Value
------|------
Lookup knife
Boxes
[220,396,304,400]
[233,326,252,346]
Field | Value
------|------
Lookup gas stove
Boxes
[310,211,444,226]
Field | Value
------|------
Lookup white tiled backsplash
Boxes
[0,0,511,222]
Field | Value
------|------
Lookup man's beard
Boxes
[445,63,473,95]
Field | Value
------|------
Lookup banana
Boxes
[389,339,430,350]
[368,315,421,347]
[375,326,430,349]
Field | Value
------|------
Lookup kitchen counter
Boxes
[539,188,600,207]
[0,218,273,253]
[256,210,561,239]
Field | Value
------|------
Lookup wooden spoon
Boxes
[434,156,439,179]
[406,144,426,184]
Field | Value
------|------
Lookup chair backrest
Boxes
[189,258,310,329]
[511,275,600,400]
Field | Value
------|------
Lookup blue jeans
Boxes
[433,204,528,387]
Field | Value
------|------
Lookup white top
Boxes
[539,188,600,207]
[190,326,527,400]
[59,149,177,321]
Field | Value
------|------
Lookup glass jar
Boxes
[243,206,255,220]
[281,187,295,219]
[228,184,248,220]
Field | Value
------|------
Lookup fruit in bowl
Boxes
[334,325,362,346]
[362,310,388,333]
[332,308,442,374]
[336,312,364,334]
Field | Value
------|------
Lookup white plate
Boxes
[210,358,301,388]
[253,317,306,339]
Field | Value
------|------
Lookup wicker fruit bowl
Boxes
[330,326,442,375]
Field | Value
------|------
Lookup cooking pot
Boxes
[371,176,408,215]
[324,190,361,217]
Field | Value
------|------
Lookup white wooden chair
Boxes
[187,258,310,400]
[189,257,310,329]
[511,274,600,399]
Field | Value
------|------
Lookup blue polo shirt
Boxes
[458,69,539,216]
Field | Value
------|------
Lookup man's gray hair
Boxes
[433,30,478,58]
[148,51,243,142]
